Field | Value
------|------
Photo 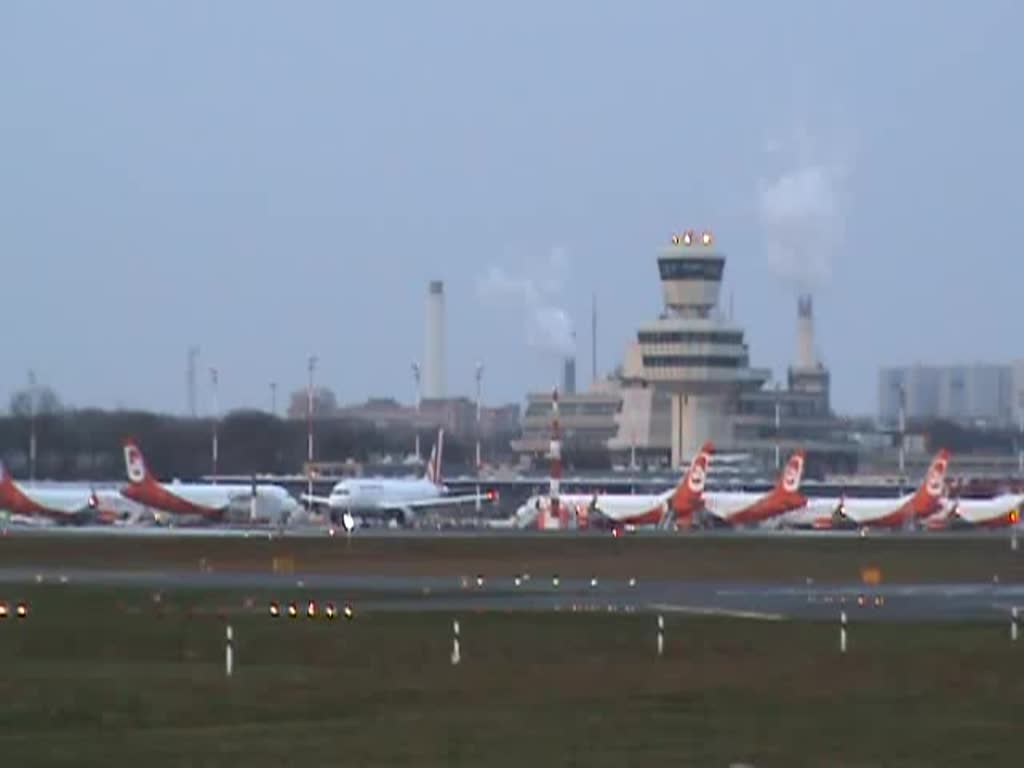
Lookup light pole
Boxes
[270,381,277,417]
[898,383,907,490]
[1018,392,1024,476]
[475,363,483,513]
[774,383,782,471]
[27,369,37,484]
[210,367,219,483]
[307,355,318,507]
[412,362,422,462]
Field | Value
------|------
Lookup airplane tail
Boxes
[773,450,807,498]
[122,439,156,487]
[669,442,714,520]
[425,429,444,486]
[909,449,950,516]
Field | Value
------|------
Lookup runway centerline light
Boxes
[269,601,280,618]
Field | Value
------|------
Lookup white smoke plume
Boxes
[479,247,576,357]
[757,130,851,291]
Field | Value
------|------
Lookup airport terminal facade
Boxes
[515,233,859,475]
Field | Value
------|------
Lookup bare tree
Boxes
[9,386,62,417]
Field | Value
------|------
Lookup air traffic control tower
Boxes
[630,231,770,468]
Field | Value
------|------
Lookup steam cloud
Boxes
[479,248,576,357]
[758,146,849,291]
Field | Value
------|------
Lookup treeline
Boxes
[923,419,1021,455]
[0,410,517,481]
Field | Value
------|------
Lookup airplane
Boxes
[511,442,714,530]
[589,441,713,529]
[789,449,951,530]
[301,430,495,526]
[0,461,116,524]
[120,440,301,523]
[925,493,1023,529]
[701,450,807,527]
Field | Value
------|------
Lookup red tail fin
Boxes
[910,449,950,515]
[775,451,806,495]
[670,441,714,516]
[425,430,444,485]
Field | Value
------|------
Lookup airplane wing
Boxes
[300,493,333,507]
[386,492,495,510]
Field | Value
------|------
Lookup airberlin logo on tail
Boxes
[686,448,712,494]
[925,453,949,497]
[782,454,805,493]
[124,445,147,484]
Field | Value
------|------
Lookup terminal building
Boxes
[514,231,859,476]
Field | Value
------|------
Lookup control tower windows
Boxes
[638,330,744,345]
[658,258,725,281]
[642,355,743,369]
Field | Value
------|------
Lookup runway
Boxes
[2,566,1020,622]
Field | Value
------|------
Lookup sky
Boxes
[2,1,1022,417]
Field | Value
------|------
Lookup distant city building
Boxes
[878,364,1017,428]
[286,387,338,419]
[336,396,519,441]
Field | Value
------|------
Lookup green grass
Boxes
[0,586,1021,766]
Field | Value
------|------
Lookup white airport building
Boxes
[514,231,859,474]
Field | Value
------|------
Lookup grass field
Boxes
[2,532,1023,584]
[0,585,1022,766]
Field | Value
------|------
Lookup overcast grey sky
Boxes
[2,1,1021,416]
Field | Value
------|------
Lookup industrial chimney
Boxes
[562,356,577,396]
[788,292,831,411]
[796,294,817,370]
[424,280,446,399]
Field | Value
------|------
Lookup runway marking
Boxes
[649,603,785,621]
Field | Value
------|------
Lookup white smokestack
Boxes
[424,280,446,399]
[796,294,817,369]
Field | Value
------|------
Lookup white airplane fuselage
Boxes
[326,478,443,512]
[941,494,1024,527]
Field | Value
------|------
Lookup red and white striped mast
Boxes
[549,386,563,529]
